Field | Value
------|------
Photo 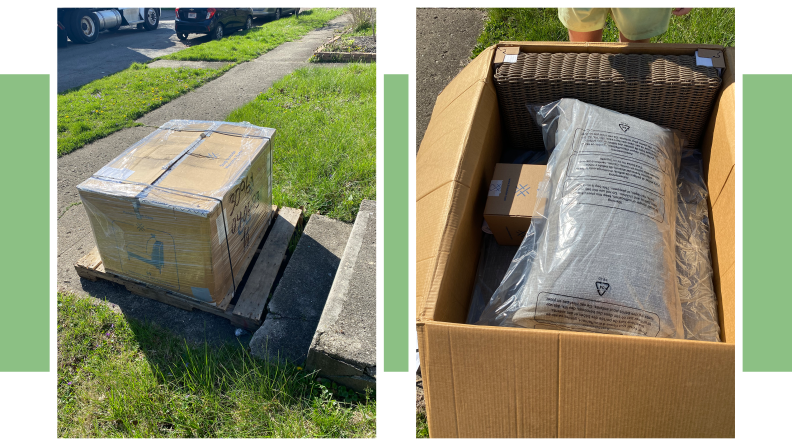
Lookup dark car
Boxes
[174,8,254,40]
[250,8,300,20]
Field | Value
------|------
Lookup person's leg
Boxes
[618,31,650,43]
[569,29,603,42]
[610,8,672,42]
[558,8,608,42]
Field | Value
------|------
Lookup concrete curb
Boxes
[305,200,376,393]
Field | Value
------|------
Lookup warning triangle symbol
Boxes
[595,281,610,296]
[619,123,630,132]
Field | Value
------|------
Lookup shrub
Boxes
[349,8,375,35]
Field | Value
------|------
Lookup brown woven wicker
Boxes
[494,52,722,151]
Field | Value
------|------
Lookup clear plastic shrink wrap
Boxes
[77,120,274,306]
[676,151,721,341]
[477,99,685,338]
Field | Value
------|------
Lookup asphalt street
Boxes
[58,13,350,345]
[57,10,291,92]
[416,8,486,151]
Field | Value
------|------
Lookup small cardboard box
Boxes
[493,45,520,65]
[416,42,735,437]
[78,120,274,306]
[483,163,546,245]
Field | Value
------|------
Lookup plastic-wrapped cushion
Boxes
[477,99,685,338]
[471,150,721,341]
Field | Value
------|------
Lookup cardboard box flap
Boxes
[558,332,734,437]
[431,46,496,119]
[417,55,501,321]
[710,169,735,343]
[420,322,735,438]
[418,322,559,438]
[416,182,457,317]
[417,81,489,200]
[716,263,735,345]
[702,47,735,207]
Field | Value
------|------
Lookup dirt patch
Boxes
[325,35,376,53]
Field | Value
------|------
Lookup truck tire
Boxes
[275,9,281,20]
[63,10,77,42]
[69,9,99,44]
[244,16,252,31]
[142,8,159,31]
[177,32,189,41]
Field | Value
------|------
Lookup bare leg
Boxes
[568,29,603,42]
[619,31,650,43]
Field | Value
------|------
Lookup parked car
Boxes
[250,8,299,20]
[175,8,254,40]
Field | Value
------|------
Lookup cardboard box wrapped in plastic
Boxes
[78,120,274,306]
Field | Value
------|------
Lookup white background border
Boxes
[0,0,779,442]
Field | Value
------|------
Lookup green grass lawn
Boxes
[57,8,345,157]
[350,20,375,37]
[57,64,230,156]
[58,292,375,438]
[473,8,736,57]
[227,63,376,222]
[417,411,429,438]
[161,9,345,62]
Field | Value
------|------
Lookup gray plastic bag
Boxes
[477,99,685,338]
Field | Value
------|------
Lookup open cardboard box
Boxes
[416,42,735,438]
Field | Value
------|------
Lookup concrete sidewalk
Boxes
[57,13,350,345]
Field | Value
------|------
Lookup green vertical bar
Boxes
[384,74,408,372]
[744,74,792,371]
[0,75,50,371]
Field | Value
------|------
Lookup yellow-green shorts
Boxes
[558,8,672,41]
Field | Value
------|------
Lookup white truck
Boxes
[57,8,161,45]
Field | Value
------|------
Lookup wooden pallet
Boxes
[75,206,304,329]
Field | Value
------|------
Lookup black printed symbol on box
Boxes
[490,182,501,193]
[517,230,527,237]
[516,184,531,197]
[595,281,610,296]
[619,123,630,132]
